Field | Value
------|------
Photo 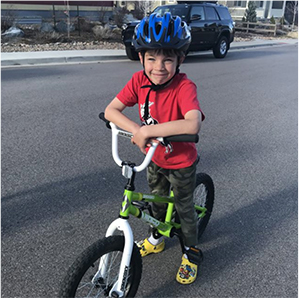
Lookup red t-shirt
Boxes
[117,70,205,169]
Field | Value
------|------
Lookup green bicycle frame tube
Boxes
[119,189,176,238]
[119,189,207,236]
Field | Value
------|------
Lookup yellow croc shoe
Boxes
[136,238,165,257]
[176,255,198,284]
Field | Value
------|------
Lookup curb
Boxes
[1,40,297,67]
[1,54,128,66]
[231,41,297,50]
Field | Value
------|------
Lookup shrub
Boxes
[244,1,257,22]
[113,7,129,28]
[1,9,17,32]
[270,16,276,24]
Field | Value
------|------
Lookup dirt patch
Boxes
[1,27,125,52]
[234,30,297,41]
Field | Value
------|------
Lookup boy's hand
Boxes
[131,126,155,154]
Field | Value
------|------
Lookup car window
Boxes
[190,6,205,21]
[204,7,219,21]
[153,5,189,21]
[216,7,232,20]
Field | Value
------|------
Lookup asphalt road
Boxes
[1,44,298,298]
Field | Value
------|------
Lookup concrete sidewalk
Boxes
[1,38,297,67]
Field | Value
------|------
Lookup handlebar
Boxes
[99,112,198,173]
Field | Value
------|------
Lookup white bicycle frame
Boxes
[96,122,160,297]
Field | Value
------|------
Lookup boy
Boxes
[105,12,205,284]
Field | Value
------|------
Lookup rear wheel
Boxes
[125,46,139,60]
[194,173,215,240]
[213,36,229,58]
[58,235,142,298]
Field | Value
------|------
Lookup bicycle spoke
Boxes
[194,184,207,206]
[99,252,118,294]
[59,236,142,298]
[75,250,132,297]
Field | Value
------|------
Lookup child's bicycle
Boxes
[59,113,214,298]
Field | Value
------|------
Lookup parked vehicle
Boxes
[122,2,235,60]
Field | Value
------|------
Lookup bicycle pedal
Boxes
[111,291,119,298]
[186,247,203,265]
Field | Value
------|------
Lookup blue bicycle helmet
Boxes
[133,12,191,52]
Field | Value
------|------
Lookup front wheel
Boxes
[194,173,215,240]
[58,235,142,298]
[213,36,229,58]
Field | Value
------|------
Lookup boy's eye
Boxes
[145,56,175,63]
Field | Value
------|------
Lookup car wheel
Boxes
[213,36,229,58]
[125,46,139,60]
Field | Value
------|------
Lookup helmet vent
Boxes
[144,23,149,37]
[167,21,174,38]
[155,23,162,36]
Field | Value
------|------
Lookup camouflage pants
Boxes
[147,160,198,247]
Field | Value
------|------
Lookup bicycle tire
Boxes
[194,173,215,240]
[58,235,142,298]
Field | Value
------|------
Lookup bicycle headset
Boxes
[132,13,191,122]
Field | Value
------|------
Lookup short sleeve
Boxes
[116,73,140,107]
[178,80,205,121]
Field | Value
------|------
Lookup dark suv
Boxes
[122,2,235,60]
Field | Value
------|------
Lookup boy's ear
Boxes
[179,56,185,65]
[138,52,143,64]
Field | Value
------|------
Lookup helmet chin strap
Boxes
[141,58,180,122]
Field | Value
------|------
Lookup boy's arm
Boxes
[106,98,202,154]
[131,110,202,153]
[105,97,140,134]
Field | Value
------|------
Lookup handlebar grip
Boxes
[99,112,111,129]
[164,134,199,143]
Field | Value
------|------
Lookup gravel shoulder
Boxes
[1,31,297,53]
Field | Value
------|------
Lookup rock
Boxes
[56,21,75,33]
[92,25,112,39]
[105,23,117,30]
[75,17,94,32]
[1,27,24,38]
[40,22,55,33]
[112,27,122,35]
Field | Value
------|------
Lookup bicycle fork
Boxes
[96,218,134,298]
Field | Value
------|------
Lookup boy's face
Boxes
[139,50,184,85]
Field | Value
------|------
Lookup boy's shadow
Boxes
[140,184,297,297]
